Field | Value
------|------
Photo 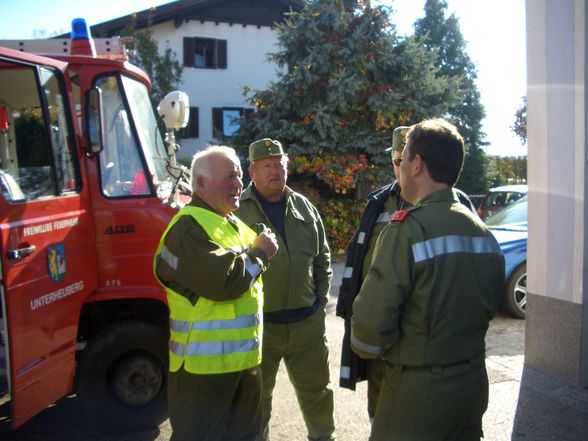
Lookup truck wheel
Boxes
[504,264,527,319]
[76,321,168,430]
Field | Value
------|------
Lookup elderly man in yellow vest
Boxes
[154,146,279,441]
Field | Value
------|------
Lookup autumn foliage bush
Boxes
[288,153,391,255]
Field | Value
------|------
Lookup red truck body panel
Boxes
[0,40,178,428]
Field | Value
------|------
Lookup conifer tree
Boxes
[233,0,460,176]
[413,0,490,193]
[127,30,183,105]
[512,95,527,145]
[94,10,184,106]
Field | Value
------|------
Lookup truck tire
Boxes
[76,321,168,430]
[504,264,527,319]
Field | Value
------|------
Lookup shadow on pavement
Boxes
[0,393,162,441]
[512,365,588,441]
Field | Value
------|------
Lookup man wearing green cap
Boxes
[235,138,335,441]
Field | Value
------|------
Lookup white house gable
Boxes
[91,0,303,158]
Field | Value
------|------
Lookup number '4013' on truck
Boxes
[0,18,191,430]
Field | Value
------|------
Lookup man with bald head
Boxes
[154,146,279,441]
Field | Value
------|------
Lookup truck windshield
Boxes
[95,74,169,198]
[121,76,168,186]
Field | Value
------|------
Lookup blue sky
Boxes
[0,0,527,157]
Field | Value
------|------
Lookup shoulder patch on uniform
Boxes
[391,209,410,222]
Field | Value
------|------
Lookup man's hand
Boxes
[253,228,278,260]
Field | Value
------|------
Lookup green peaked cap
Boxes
[248,138,287,162]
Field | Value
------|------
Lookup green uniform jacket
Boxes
[351,188,505,366]
[155,195,269,305]
[236,184,332,313]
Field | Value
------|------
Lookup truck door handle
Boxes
[7,244,36,260]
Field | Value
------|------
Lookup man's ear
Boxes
[413,154,426,176]
[248,163,255,180]
[195,174,207,191]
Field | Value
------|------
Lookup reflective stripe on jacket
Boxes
[351,189,505,366]
[154,205,263,374]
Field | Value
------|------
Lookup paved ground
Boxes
[2,262,587,440]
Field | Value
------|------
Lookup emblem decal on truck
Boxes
[47,244,66,282]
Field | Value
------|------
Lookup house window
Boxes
[212,107,253,137]
[184,37,227,69]
[178,107,199,139]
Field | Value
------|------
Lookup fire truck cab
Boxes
[0,20,189,429]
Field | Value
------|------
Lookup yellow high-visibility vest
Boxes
[154,205,263,374]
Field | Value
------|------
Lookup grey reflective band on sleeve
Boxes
[161,246,178,270]
[350,333,387,356]
[357,231,366,244]
[245,255,262,287]
[340,365,351,379]
[412,235,502,263]
[376,211,392,223]
[343,267,353,279]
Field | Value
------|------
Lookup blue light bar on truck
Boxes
[70,18,96,57]
[71,18,91,40]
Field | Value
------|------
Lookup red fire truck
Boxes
[0,19,190,429]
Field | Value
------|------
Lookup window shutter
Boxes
[212,108,223,137]
[183,37,195,67]
[216,39,227,69]
[188,107,199,138]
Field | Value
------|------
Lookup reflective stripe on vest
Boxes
[169,313,260,332]
[170,337,259,357]
[153,205,263,374]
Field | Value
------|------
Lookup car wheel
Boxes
[504,264,527,319]
[76,321,168,430]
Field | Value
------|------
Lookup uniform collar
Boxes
[189,194,235,220]
[416,188,458,206]
[189,194,215,211]
[242,183,305,221]
[242,182,292,201]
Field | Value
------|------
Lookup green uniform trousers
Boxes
[366,358,385,420]
[371,355,488,441]
[168,365,262,441]
[258,310,335,441]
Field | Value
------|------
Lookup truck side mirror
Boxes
[157,91,189,130]
[85,88,105,155]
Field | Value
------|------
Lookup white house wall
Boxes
[149,20,283,158]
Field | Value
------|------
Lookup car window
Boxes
[486,197,527,228]
[505,192,523,204]
[485,192,504,207]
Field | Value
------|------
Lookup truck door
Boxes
[0,53,97,428]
